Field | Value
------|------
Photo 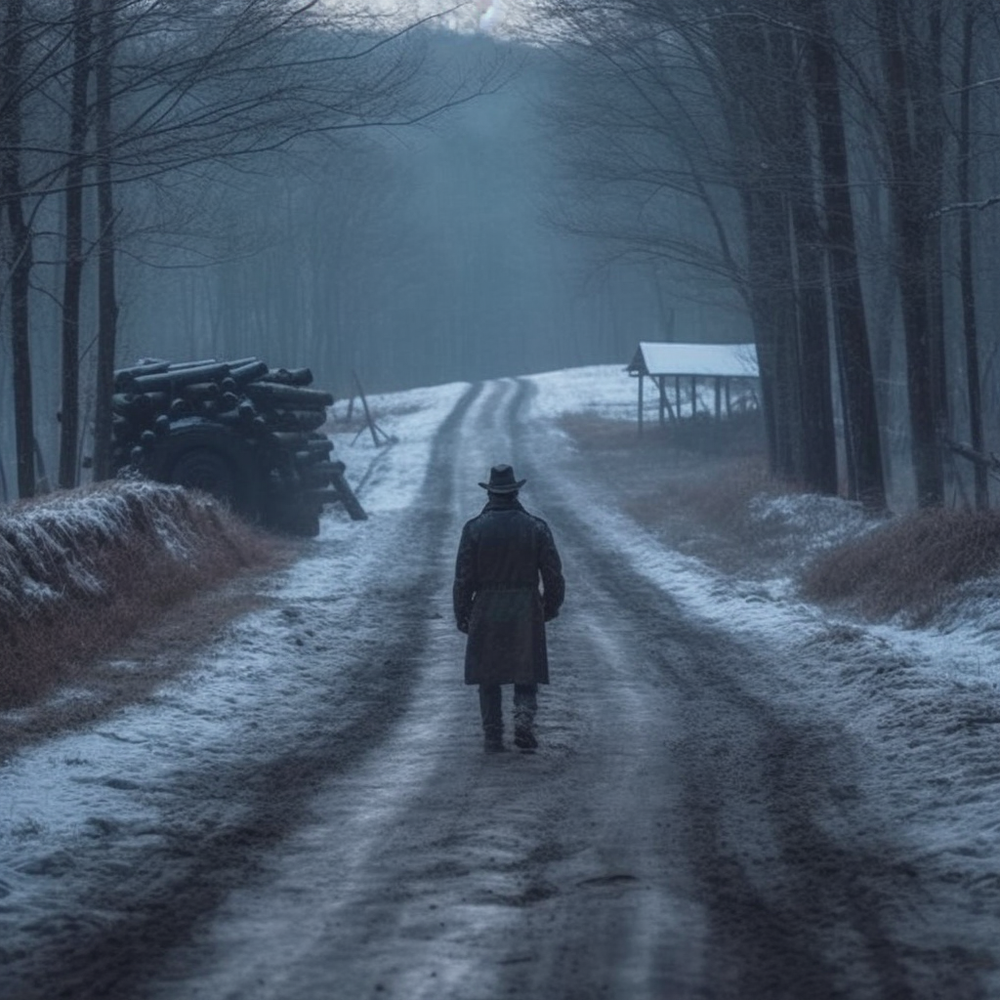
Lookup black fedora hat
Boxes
[478,464,526,493]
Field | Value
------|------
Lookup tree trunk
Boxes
[91,0,118,482]
[809,0,886,508]
[1,0,36,499]
[875,0,944,506]
[958,2,987,508]
[792,203,837,496]
[59,0,94,489]
[918,4,948,442]
[787,48,837,497]
[716,19,805,486]
[744,186,801,481]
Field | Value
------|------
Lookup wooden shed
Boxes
[626,341,759,433]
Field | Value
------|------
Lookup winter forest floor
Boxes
[0,482,291,760]
[5,368,1000,998]
[5,400,1000,738]
[562,411,1000,631]
[0,423,778,770]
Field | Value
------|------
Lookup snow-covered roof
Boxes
[628,341,759,378]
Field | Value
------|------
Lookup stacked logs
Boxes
[111,357,366,534]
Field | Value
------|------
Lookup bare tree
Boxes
[58,0,94,489]
[532,0,1000,511]
[956,0,987,508]
[91,0,118,481]
[535,0,850,495]
[1,0,37,498]
[873,0,947,506]
[2,0,505,491]
[806,0,885,508]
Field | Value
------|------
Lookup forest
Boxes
[3,0,1000,513]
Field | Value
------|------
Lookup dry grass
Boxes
[559,409,764,459]
[558,412,786,572]
[562,413,1000,622]
[632,455,784,534]
[801,508,1000,625]
[0,481,288,709]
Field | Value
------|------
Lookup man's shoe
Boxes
[514,728,538,750]
[484,732,506,753]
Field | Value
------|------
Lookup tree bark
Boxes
[919,3,948,443]
[792,198,837,496]
[745,187,801,481]
[713,17,804,484]
[957,2,987,508]
[875,0,944,506]
[808,0,885,508]
[787,35,837,497]
[59,0,94,489]
[91,0,118,482]
[1,0,36,498]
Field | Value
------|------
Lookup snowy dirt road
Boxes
[3,377,999,999]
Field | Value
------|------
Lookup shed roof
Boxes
[628,341,759,378]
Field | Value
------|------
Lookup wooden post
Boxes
[691,376,698,416]
[675,376,681,418]
[725,378,732,417]
[353,371,388,447]
[657,375,666,426]
[637,374,644,437]
[714,377,722,419]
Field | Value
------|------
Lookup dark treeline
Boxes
[536,0,1000,510]
[8,1,999,513]
[0,3,743,502]
[2,0,489,496]
[118,48,726,401]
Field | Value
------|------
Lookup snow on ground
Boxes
[528,363,638,422]
[3,364,1000,976]
[326,380,470,516]
[530,365,1000,666]
[529,362,757,423]
[0,480,228,623]
[528,367,1000,649]
[526,365,1000,943]
[0,381,471,958]
[521,368,1000,919]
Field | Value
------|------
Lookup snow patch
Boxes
[748,492,885,554]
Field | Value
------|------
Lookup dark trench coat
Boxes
[453,495,565,686]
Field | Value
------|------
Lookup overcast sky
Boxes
[321,0,529,37]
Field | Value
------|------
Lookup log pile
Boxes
[111,357,366,534]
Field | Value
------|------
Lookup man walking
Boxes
[454,464,565,753]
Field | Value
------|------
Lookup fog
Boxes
[1,16,755,499]
[93,33,748,397]
[7,2,1000,510]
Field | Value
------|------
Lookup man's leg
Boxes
[513,683,538,749]
[479,684,504,752]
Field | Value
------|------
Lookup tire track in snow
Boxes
[153,377,707,1000]
[144,378,553,1000]
[3,382,484,1000]
[507,376,988,1000]
[149,376,967,1000]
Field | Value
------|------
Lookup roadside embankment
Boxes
[558,412,1000,631]
[0,480,285,710]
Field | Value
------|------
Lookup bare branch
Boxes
[932,194,1000,218]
